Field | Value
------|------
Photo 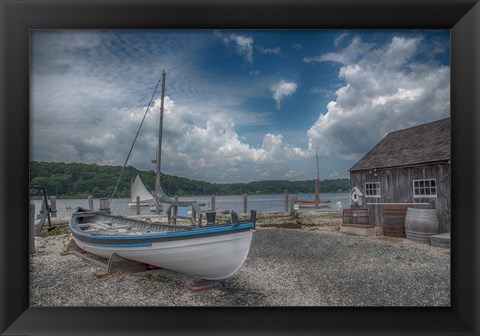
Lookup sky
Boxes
[30,30,450,183]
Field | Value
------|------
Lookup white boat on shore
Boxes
[70,206,256,280]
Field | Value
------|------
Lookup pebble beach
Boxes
[30,211,450,307]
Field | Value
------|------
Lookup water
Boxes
[32,193,351,219]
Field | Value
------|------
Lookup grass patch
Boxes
[46,227,62,236]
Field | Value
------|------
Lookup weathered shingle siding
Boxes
[350,163,451,233]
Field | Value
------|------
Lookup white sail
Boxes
[130,175,154,203]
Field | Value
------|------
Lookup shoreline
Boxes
[31,211,450,307]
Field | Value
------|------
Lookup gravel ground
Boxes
[30,212,450,307]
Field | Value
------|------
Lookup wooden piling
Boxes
[88,195,94,211]
[284,192,289,212]
[290,196,298,216]
[210,195,215,211]
[243,194,248,214]
[136,196,140,215]
[172,196,179,224]
[49,196,57,218]
[99,198,111,214]
[192,201,197,223]
[30,202,35,254]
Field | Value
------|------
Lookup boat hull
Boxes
[128,202,151,207]
[297,200,331,208]
[298,203,330,208]
[73,230,253,280]
[70,209,255,280]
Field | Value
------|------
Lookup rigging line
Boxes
[168,92,189,126]
[109,76,163,205]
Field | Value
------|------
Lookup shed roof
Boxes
[349,118,450,172]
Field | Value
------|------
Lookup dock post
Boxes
[173,196,179,224]
[210,195,215,211]
[192,201,197,224]
[136,196,140,215]
[88,195,94,211]
[49,196,57,218]
[292,196,299,218]
[30,202,35,254]
[284,192,289,212]
[99,198,111,214]
[290,196,297,215]
[243,194,248,214]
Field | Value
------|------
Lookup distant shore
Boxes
[30,191,350,200]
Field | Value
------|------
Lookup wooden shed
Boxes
[348,118,451,234]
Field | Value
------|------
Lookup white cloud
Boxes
[329,172,340,178]
[334,33,349,47]
[224,34,254,63]
[304,36,374,65]
[306,35,450,162]
[108,96,312,182]
[284,170,301,179]
[292,43,303,50]
[84,133,116,146]
[30,31,449,183]
[257,46,281,54]
[271,80,298,109]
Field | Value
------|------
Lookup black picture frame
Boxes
[1,1,479,335]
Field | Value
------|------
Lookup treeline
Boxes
[30,161,350,198]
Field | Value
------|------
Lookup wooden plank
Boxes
[107,253,148,274]
[172,215,192,220]
[69,251,108,269]
[62,241,109,269]
[186,279,220,292]
[75,213,97,218]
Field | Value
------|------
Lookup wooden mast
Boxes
[315,151,320,206]
[155,70,166,213]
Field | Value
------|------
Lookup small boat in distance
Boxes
[297,199,330,208]
[297,152,330,208]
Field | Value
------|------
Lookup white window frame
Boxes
[365,182,381,198]
[413,178,437,198]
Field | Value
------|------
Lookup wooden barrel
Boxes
[343,209,369,226]
[342,209,353,224]
[382,205,408,238]
[405,208,439,245]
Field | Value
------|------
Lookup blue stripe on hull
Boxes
[80,242,153,248]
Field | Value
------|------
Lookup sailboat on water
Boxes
[128,175,157,208]
[297,152,331,208]
[70,71,256,280]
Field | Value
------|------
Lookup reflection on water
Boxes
[32,193,351,218]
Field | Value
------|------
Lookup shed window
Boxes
[365,182,381,197]
[413,179,437,198]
